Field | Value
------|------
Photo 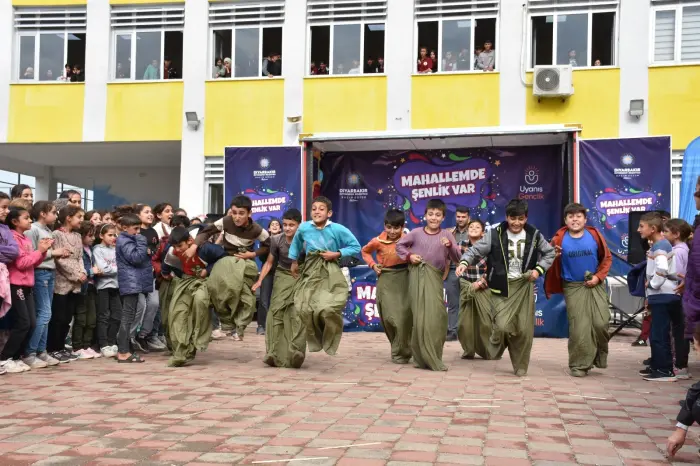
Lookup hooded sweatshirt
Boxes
[92,244,118,290]
[7,230,45,287]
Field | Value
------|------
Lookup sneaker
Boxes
[51,351,70,364]
[639,367,653,376]
[101,346,116,358]
[211,329,226,340]
[146,336,166,351]
[643,358,651,366]
[0,365,6,375]
[231,332,242,342]
[1,359,24,374]
[22,354,48,369]
[15,360,31,372]
[64,335,72,350]
[86,348,101,359]
[256,326,265,336]
[37,352,60,367]
[111,345,118,354]
[631,338,648,347]
[64,350,79,362]
[158,335,167,346]
[675,367,692,379]
[644,370,677,382]
[446,331,457,342]
[131,338,149,353]
[570,369,587,377]
[75,349,94,360]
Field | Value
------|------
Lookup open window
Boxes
[14,7,87,81]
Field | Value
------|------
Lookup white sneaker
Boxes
[211,329,226,340]
[15,360,31,372]
[675,367,692,379]
[76,349,94,360]
[0,360,23,374]
[101,346,115,358]
[37,352,60,367]
[86,348,101,359]
[22,354,48,369]
[111,345,118,354]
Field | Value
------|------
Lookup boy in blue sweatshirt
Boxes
[638,211,680,382]
[289,197,361,356]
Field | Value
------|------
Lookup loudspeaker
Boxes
[627,210,667,265]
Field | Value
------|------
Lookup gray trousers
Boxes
[445,267,461,334]
[131,284,159,339]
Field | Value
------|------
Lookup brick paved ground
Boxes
[0,328,697,466]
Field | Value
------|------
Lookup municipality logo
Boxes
[340,172,367,202]
[614,153,640,178]
[346,173,361,187]
[524,166,539,185]
[259,158,270,169]
[253,157,276,180]
[621,153,635,166]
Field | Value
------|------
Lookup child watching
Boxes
[362,208,411,364]
[72,221,100,360]
[289,197,361,357]
[2,207,50,372]
[49,205,87,364]
[252,209,306,368]
[396,199,461,371]
[544,203,612,377]
[256,218,282,336]
[93,223,120,358]
[664,218,692,379]
[115,214,152,363]
[457,199,555,376]
[638,212,679,381]
[167,227,226,367]
[25,201,62,366]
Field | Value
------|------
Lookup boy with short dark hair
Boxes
[289,197,361,356]
[252,209,306,368]
[638,211,679,382]
[186,195,270,340]
[396,199,462,371]
[457,199,555,376]
[544,203,612,377]
[362,209,410,364]
[166,227,226,367]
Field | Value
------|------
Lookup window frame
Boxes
[110,27,183,82]
[413,15,500,75]
[208,24,283,81]
[305,19,387,77]
[650,2,700,66]
[14,29,86,83]
[527,8,619,70]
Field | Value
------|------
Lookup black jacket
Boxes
[678,379,700,426]
[460,222,555,297]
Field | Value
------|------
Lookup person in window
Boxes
[268,53,282,77]
[45,69,54,81]
[417,47,433,74]
[476,41,495,71]
[23,67,34,80]
[430,50,438,73]
[223,57,232,78]
[262,54,272,77]
[213,57,225,79]
[70,65,84,82]
[348,60,361,74]
[593,59,601,66]
[164,57,178,79]
[568,49,578,67]
[377,57,384,73]
[317,62,329,75]
[60,64,72,82]
[116,62,127,79]
[457,48,470,71]
[336,63,345,74]
[143,59,160,80]
[443,51,457,72]
[310,61,317,75]
[364,57,377,73]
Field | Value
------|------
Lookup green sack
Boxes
[491,276,535,376]
[158,276,179,349]
[409,262,448,371]
[207,257,258,338]
[168,276,211,367]
[563,281,610,374]
[265,268,307,368]
[293,253,349,355]
[458,279,505,360]
[376,266,412,364]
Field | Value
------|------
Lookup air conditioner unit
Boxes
[533,65,574,99]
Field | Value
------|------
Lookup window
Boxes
[0,171,35,197]
[528,0,618,68]
[110,5,185,81]
[56,182,93,211]
[415,0,499,73]
[205,157,224,214]
[13,7,87,82]
[652,2,700,64]
[307,0,386,75]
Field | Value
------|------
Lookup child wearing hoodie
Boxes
[0,193,19,326]
[93,223,120,358]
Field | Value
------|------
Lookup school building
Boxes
[0,0,696,215]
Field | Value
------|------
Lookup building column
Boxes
[82,0,110,142]
[179,0,208,216]
[498,0,527,127]
[385,0,413,131]
[283,0,306,145]
[0,0,12,143]
[35,166,56,201]
[618,0,650,137]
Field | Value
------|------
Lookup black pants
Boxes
[48,293,79,353]
[73,286,97,350]
[1,286,36,360]
[96,288,122,348]
[258,271,274,329]
[671,301,690,369]
[117,294,139,354]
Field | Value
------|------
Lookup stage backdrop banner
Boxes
[224,147,302,225]
[343,267,567,338]
[579,137,671,271]
[320,147,565,248]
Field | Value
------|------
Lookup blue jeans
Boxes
[649,298,681,373]
[27,269,54,355]
[445,267,460,334]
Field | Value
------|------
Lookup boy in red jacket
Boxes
[545,203,612,377]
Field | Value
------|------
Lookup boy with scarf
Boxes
[289,197,360,356]
[167,227,227,367]
[362,209,410,364]
[185,195,270,340]
[252,209,306,368]
[544,203,612,377]
[396,199,462,371]
[457,199,555,376]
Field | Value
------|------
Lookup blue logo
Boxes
[347,173,361,187]
[621,154,634,166]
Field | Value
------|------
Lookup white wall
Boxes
[385,0,413,131]
[283,0,306,144]
[0,0,12,144]
[618,0,650,137]
[82,0,110,142]
[498,0,527,127]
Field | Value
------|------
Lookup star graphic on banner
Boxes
[378,189,383,194]
[441,153,446,158]
[400,158,406,163]
[494,160,501,166]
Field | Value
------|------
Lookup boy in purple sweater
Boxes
[396,199,461,371]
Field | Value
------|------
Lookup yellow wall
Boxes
[204,79,284,155]
[525,68,620,139]
[7,84,85,143]
[12,0,85,5]
[303,76,387,133]
[411,73,500,129]
[105,82,183,142]
[649,65,700,150]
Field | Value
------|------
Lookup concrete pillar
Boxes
[385,0,413,131]
[0,0,12,143]
[498,0,527,127]
[82,0,110,142]
[283,0,306,145]
[35,166,56,201]
[618,0,650,137]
